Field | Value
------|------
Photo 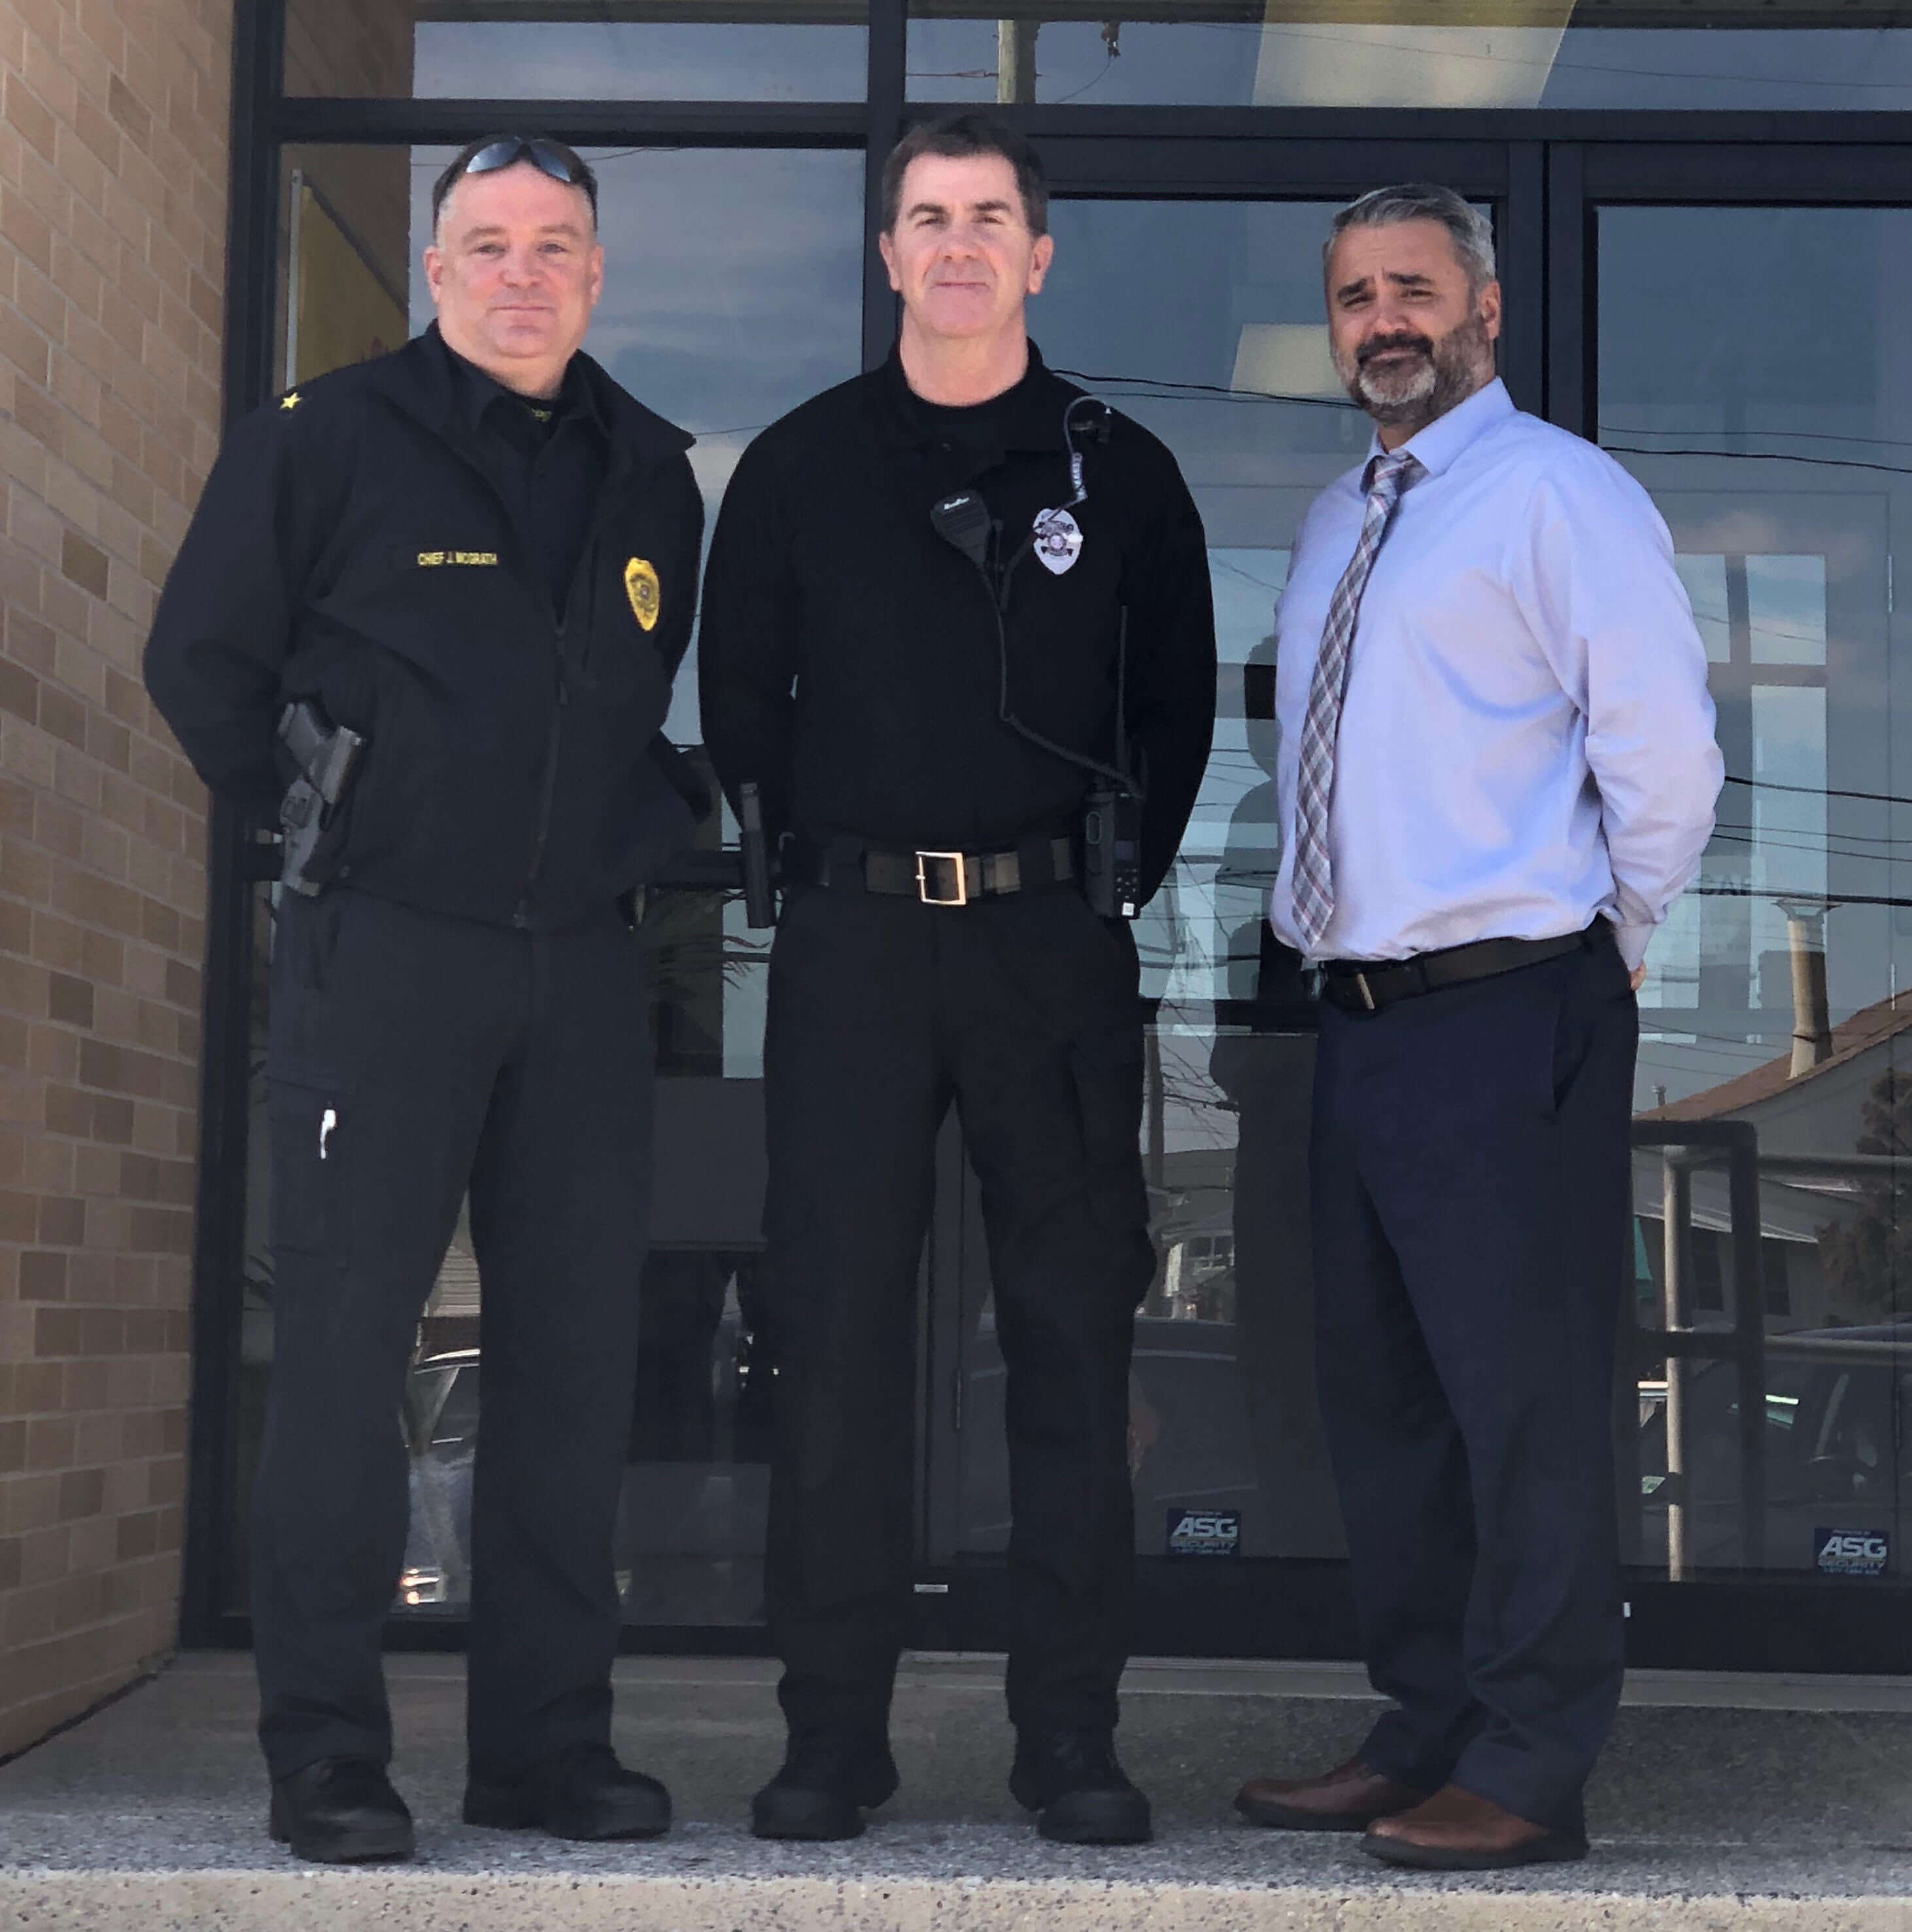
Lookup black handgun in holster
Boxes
[740,781,777,929]
[276,699,364,897]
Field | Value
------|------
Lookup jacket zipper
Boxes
[436,418,630,929]
[511,634,569,928]
[511,493,612,923]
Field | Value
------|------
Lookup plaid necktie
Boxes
[1290,448,1422,952]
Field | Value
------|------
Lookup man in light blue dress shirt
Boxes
[1232,186,1722,1871]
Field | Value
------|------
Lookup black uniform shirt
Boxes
[448,341,607,619]
[698,345,1217,902]
[912,389,1012,464]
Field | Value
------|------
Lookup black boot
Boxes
[269,1757,415,1864]
[1010,1729,1152,1845]
[464,1741,672,1841]
[750,1732,899,1841]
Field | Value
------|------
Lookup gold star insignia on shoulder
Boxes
[280,391,302,412]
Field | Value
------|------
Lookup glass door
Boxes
[235,141,865,1638]
[1593,190,1912,1638]
[914,159,1518,1655]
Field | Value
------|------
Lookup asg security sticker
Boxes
[1167,1508,1240,1558]
[1815,1527,1889,1578]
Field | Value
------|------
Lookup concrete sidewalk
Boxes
[1,1651,1909,1928]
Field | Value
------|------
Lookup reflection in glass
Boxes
[233,146,859,1620]
[286,0,868,100]
[946,200,1367,1564]
[1605,205,1912,1583]
[398,1247,771,1623]
[908,2,1912,109]
[274,143,862,768]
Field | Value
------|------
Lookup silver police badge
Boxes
[1032,506,1084,576]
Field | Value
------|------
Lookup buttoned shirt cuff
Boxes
[1610,919,1654,973]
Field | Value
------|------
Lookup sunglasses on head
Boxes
[435,137,599,223]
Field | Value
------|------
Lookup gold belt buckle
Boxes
[915,850,970,906]
[1355,970,1376,1012]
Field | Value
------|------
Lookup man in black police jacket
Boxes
[145,139,704,1863]
[700,112,1216,1846]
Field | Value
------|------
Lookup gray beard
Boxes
[1338,308,1493,432]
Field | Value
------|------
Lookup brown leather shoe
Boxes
[1363,1784,1588,1870]
[1234,1755,1425,1832]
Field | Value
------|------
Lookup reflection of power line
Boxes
[407,146,684,167]
[1053,48,1118,103]
[1607,443,1912,478]
[1603,420,1912,455]
[1054,368,1357,413]
[1057,371,1912,475]
[1690,882,1912,908]
[1724,773,1912,807]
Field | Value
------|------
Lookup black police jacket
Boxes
[144,326,704,931]
[698,347,1217,904]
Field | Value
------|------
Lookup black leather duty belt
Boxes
[784,835,1076,906]
[1318,920,1611,1016]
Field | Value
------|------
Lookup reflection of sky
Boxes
[415,22,866,101]
[1752,686,1829,904]
[1748,556,1828,668]
[1599,201,1903,1088]
[1599,208,1912,458]
[909,20,1912,110]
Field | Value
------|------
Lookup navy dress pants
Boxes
[1310,931,1638,1837]
[251,888,652,1783]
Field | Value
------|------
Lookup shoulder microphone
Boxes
[930,491,993,574]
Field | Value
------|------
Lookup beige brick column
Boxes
[0,0,231,1759]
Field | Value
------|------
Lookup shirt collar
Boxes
[1362,375,1514,485]
[876,339,1065,455]
[436,324,604,441]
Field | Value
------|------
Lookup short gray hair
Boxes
[1325,184,1496,292]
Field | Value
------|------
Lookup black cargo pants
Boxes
[252,887,652,1782]
[758,880,1155,1744]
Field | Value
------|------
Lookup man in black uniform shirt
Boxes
[700,112,1216,1846]
[144,139,704,1863]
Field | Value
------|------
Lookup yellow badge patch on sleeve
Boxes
[624,557,661,632]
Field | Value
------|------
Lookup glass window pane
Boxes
[1747,555,1828,667]
[940,198,1374,1564]
[276,143,864,755]
[1603,203,1912,1589]
[286,0,868,100]
[232,143,861,1623]
[907,3,1912,110]
[1675,554,1733,666]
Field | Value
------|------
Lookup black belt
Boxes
[1318,921,1610,1015]
[785,835,1076,906]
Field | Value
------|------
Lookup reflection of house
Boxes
[1145,1147,1238,1323]
[1637,992,1912,1330]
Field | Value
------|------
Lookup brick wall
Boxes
[0,0,231,1759]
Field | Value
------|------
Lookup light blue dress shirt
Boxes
[1269,379,1723,971]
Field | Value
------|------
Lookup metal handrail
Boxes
[1630,1120,1766,1573]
